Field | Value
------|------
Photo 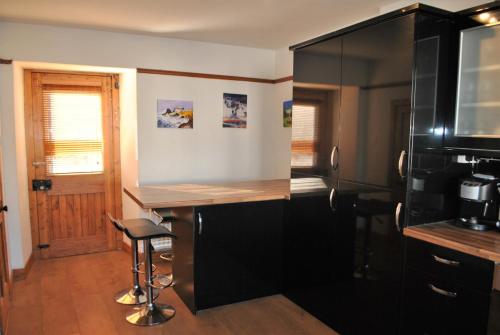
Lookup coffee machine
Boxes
[457,174,500,231]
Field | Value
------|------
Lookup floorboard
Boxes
[7,251,337,335]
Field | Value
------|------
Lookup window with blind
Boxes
[291,104,320,168]
[42,87,104,175]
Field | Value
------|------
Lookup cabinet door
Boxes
[194,201,283,310]
[333,15,415,335]
[284,193,338,293]
[445,22,500,154]
[339,15,413,190]
[412,13,456,150]
[292,37,341,179]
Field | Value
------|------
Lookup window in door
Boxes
[42,87,104,175]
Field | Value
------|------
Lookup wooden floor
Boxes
[7,250,337,335]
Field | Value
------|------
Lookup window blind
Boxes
[42,86,104,175]
[291,104,320,168]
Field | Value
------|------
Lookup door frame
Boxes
[24,69,123,258]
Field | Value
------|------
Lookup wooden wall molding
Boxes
[137,68,293,84]
[0,59,13,65]
[12,252,34,281]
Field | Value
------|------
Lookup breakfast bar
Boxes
[124,179,291,313]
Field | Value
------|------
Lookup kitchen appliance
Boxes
[457,174,500,231]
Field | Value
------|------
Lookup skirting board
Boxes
[12,252,34,281]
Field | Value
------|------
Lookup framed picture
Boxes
[223,93,247,128]
[283,100,292,127]
[157,99,193,128]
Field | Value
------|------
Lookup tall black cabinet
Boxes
[285,5,457,334]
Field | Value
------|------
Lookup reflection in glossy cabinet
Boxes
[339,15,413,189]
[292,37,341,179]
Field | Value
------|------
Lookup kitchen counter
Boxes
[404,221,500,263]
[124,179,291,209]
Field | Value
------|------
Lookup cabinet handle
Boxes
[329,187,337,212]
[398,150,407,178]
[428,284,457,298]
[432,254,460,267]
[395,202,403,232]
[330,146,339,170]
[198,213,203,235]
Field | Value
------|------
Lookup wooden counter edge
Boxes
[123,187,290,209]
[404,227,500,263]
[123,187,146,208]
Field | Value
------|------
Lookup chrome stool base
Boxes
[114,287,159,305]
[126,303,176,326]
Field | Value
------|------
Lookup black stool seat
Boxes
[120,218,177,241]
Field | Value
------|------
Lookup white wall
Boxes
[137,74,291,184]
[0,21,292,269]
[0,65,31,268]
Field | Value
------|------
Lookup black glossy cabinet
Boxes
[443,5,500,156]
[172,200,284,313]
[401,237,498,335]
[288,6,457,335]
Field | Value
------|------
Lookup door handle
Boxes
[329,187,337,212]
[395,202,403,232]
[330,146,339,170]
[428,284,457,298]
[0,205,7,213]
[432,254,460,267]
[398,150,407,178]
[198,213,203,235]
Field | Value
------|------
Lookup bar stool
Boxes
[116,217,177,326]
[107,214,159,305]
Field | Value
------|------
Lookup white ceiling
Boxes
[0,0,486,49]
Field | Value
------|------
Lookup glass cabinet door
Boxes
[456,23,500,137]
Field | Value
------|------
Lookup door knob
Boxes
[0,205,7,213]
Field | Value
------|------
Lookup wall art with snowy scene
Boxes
[157,99,194,129]
[222,93,247,128]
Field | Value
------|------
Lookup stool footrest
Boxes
[150,273,173,289]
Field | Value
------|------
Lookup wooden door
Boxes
[25,71,122,258]
[0,163,10,334]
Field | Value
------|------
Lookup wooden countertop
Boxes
[404,222,500,263]
[124,179,291,209]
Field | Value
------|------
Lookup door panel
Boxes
[339,15,414,189]
[292,37,341,180]
[332,15,415,334]
[26,71,120,258]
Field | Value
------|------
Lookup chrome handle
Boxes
[428,284,457,298]
[32,161,46,167]
[329,187,337,212]
[398,150,407,178]
[198,213,203,235]
[395,202,403,232]
[432,254,460,267]
[330,146,339,170]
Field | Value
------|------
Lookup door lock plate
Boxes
[32,179,52,191]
